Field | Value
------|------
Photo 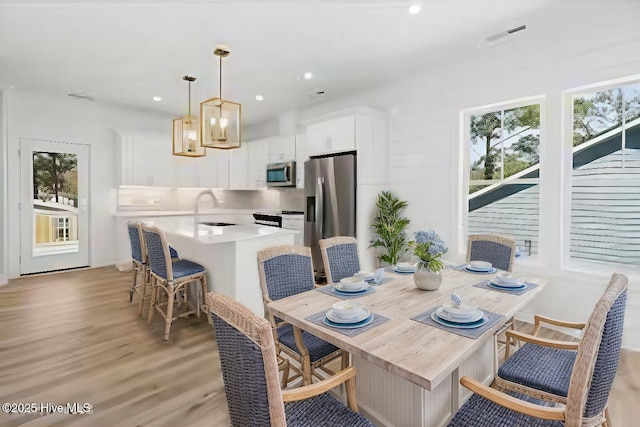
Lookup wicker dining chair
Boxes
[142,224,209,341]
[492,273,628,427]
[319,236,361,284]
[207,292,374,427]
[257,245,347,386]
[466,234,517,272]
[448,272,628,427]
[127,221,180,316]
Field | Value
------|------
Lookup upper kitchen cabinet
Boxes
[199,148,229,189]
[229,143,249,189]
[295,133,307,188]
[268,134,297,162]
[306,115,355,157]
[305,110,387,185]
[116,134,175,187]
[247,138,270,189]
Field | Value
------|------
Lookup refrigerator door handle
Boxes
[316,177,324,239]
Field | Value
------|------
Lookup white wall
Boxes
[0,91,6,285]
[3,89,174,278]
[265,20,640,348]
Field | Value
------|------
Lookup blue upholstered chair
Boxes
[319,236,360,284]
[127,221,180,316]
[206,292,374,427]
[257,245,347,386]
[448,273,628,427]
[142,224,208,341]
[493,273,628,426]
[466,234,517,272]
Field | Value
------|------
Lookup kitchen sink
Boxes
[199,222,236,227]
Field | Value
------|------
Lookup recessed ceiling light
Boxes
[255,95,264,101]
[152,96,162,102]
[408,5,421,14]
[304,72,313,80]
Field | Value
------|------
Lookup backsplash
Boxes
[117,185,304,212]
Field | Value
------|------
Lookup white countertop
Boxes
[144,216,298,245]
[114,208,280,217]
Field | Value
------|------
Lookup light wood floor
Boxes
[0,266,637,426]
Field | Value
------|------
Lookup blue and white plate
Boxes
[431,312,487,329]
[436,307,484,323]
[323,312,375,329]
[392,267,414,274]
[464,266,497,274]
[488,280,526,290]
[332,284,370,294]
[326,308,371,324]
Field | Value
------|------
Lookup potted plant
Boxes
[369,191,410,267]
[408,230,448,290]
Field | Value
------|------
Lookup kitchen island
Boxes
[134,216,297,317]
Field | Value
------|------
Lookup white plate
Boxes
[488,281,526,290]
[326,308,371,324]
[489,278,525,288]
[466,264,493,272]
[430,312,488,329]
[436,307,483,323]
[392,267,414,274]
[335,283,370,293]
[323,312,375,329]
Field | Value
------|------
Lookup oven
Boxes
[253,211,304,245]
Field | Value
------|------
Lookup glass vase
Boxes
[413,261,443,291]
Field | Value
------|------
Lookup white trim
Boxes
[0,274,7,285]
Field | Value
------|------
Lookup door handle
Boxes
[316,177,324,239]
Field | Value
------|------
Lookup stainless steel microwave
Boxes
[266,161,296,187]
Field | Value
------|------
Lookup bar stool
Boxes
[142,224,209,341]
[127,221,180,316]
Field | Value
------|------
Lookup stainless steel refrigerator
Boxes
[304,152,357,275]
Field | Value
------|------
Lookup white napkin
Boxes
[373,268,385,284]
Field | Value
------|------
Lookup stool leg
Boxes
[129,266,137,303]
[201,276,211,324]
[147,277,157,324]
[138,266,148,316]
[164,283,175,341]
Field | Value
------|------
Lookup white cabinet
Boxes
[295,133,307,188]
[247,138,270,189]
[229,144,249,189]
[117,135,176,186]
[306,115,356,157]
[269,134,296,162]
[199,148,229,188]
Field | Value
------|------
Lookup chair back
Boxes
[127,221,147,264]
[319,236,360,283]
[564,273,628,427]
[257,246,315,302]
[207,292,286,427]
[466,234,516,272]
[141,225,174,281]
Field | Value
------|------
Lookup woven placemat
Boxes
[305,310,391,338]
[315,284,376,300]
[452,264,497,275]
[411,306,505,339]
[473,280,538,296]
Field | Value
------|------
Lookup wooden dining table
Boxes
[268,267,548,427]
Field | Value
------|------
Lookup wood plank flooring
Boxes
[0,266,637,426]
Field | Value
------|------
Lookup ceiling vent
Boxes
[67,91,95,102]
[485,24,527,48]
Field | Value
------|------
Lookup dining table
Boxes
[267,266,548,427]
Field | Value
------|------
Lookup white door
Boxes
[20,138,90,274]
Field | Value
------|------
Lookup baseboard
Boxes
[0,274,7,286]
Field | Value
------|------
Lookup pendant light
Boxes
[200,44,242,150]
[173,76,206,157]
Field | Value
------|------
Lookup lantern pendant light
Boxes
[200,44,242,150]
[173,75,206,157]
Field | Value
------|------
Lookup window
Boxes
[465,101,542,256]
[570,82,640,266]
[55,217,70,242]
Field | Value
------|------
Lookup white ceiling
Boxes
[1,1,638,127]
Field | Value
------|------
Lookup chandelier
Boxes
[200,44,242,150]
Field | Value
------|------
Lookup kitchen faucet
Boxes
[193,189,217,217]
